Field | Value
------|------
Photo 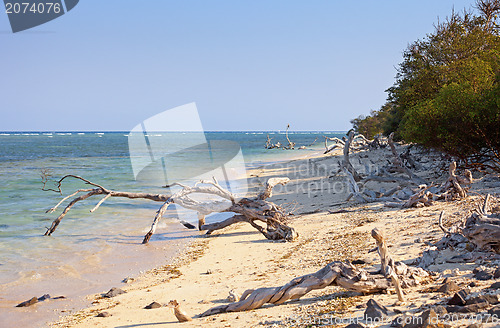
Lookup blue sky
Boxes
[0,0,474,131]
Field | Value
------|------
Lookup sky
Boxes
[0,0,475,132]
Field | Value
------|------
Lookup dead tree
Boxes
[324,136,345,154]
[265,134,281,149]
[342,131,362,182]
[42,175,297,244]
[387,133,426,185]
[284,124,295,150]
[436,161,473,200]
[199,228,427,317]
[324,133,373,155]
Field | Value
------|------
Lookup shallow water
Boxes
[0,131,343,327]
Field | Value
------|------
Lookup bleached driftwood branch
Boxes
[462,194,500,253]
[43,175,297,243]
[199,228,426,317]
[387,133,426,185]
[432,195,499,255]
[284,124,295,150]
[324,136,345,154]
[371,228,405,302]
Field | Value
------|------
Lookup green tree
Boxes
[354,0,500,170]
[350,103,392,139]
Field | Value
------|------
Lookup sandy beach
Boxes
[47,144,500,328]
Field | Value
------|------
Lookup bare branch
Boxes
[44,175,296,243]
[90,193,112,213]
[438,211,452,236]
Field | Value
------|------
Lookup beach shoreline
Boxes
[46,144,500,328]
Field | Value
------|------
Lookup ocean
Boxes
[0,131,344,327]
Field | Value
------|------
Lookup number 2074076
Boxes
[5,2,62,14]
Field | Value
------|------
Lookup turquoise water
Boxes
[0,131,343,327]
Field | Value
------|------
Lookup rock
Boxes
[103,287,126,298]
[447,289,470,306]
[345,324,365,328]
[437,281,460,293]
[433,305,448,316]
[96,311,111,317]
[15,297,38,307]
[489,281,500,289]
[446,302,488,313]
[404,308,444,328]
[364,299,388,320]
[52,296,66,299]
[464,302,489,312]
[473,266,494,280]
[391,316,406,328]
[466,295,488,305]
[466,324,482,328]
[485,294,500,305]
[469,281,477,287]
[352,259,366,265]
[122,277,135,283]
[467,294,499,305]
[494,267,500,279]
[144,301,162,309]
[489,305,500,316]
[37,294,51,302]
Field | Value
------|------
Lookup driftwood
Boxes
[265,134,280,149]
[400,162,473,208]
[43,175,297,243]
[265,125,300,150]
[284,124,295,150]
[199,228,427,317]
[342,131,362,182]
[324,133,375,155]
[432,195,500,255]
[463,194,500,253]
[371,228,405,302]
[201,177,298,241]
[387,133,426,185]
[324,136,345,154]
[437,161,473,200]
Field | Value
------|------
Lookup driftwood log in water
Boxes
[42,175,297,243]
[199,228,427,317]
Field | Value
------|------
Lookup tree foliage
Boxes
[350,103,392,139]
[353,0,500,171]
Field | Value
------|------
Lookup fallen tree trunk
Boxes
[42,175,297,243]
[200,261,389,316]
[199,228,427,317]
